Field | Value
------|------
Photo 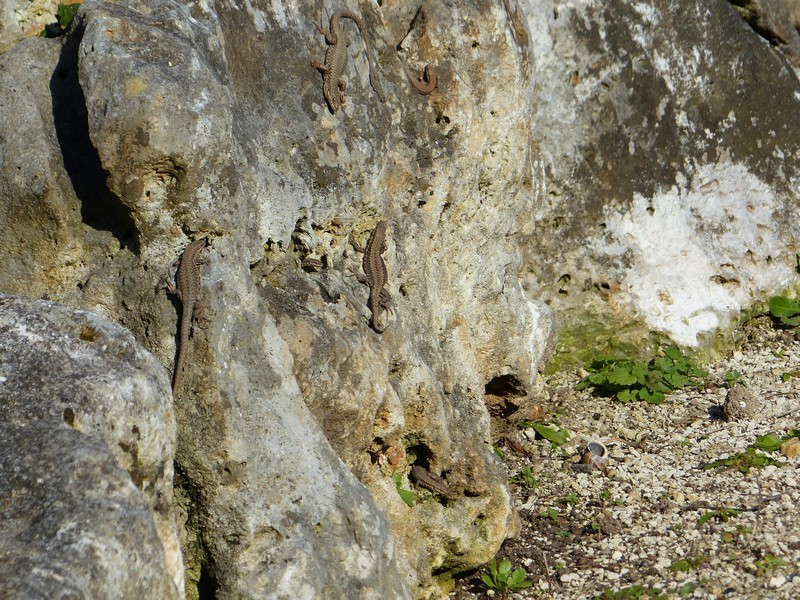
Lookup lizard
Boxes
[410,465,458,502]
[311,10,384,113]
[168,237,207,395]
[403,61,438,95]
[351,221,390,333]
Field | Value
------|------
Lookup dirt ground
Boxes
[451,317,800,599]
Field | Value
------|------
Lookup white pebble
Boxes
[769,574,786,588]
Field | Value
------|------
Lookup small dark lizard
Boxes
[351,221,390,333]
[403,62,437,95]
[312,10,383,113]
[411,465,457,502]
[169,237,206,395]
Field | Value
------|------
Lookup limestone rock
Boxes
[0,0,545,597]
[525,0,800,357]
[0,422,179,599]
[0,294,181,595]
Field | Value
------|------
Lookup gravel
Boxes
[452,318,800,599]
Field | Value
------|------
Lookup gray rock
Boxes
[0,0,546,597]
[0,423,178,598]
[525,0,800,354]
[0,294,183,591]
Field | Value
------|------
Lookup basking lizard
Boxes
[411,465,457,502]
[351,221,390,333]
[403,62,437,95]
[169,237,206,395]
[312,10,384,113]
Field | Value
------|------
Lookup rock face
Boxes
[0,295,181,597]
[0,0,545,598]
[524,0,800,359]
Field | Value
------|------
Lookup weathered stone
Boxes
[525,0,800,357]
[0,0,547,597]
[0,294,183,591]
[724,385,761,420]
[0,422,179,599]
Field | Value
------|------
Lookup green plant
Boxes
[755,554,787,575]
[595,585,668,600]
[721,525,751,542]
[539,507,560,521]
[576,346,705,404]
[493,444,505,459]
[518,420,569,445]
[768,295,800,326]
[669,554,706,572]
[724,369,743,387]
[562,492,580,505]
[481,559,531,598]
[781,370,800,382]
[39,3,81,37]
[392,473,414,507]
[704,429,800,473]
[698,508,741,527]
[509,465,538,489]
[702,447,782,474]
[557,529,572,538]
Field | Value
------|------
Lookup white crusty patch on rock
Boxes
[598,162,794,346]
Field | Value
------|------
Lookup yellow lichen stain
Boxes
[125,77,146,97]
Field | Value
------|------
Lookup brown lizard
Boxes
[411,465,458,502]
[169,237,207,395]
[403,62,437,95]
[312,10,384,113]
[351,221,390,333]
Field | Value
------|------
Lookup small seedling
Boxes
[493,444,505,459]
[768,296,800,326]
[755,554,787,575]
[595,585,668,600]
[702,447,782,474]
[481,559,531,598]
[721,525,751,542]
[510,465,538,489]
[576,346,705,404]
[781,370,800,382]
[539,507,560,521]
[557,529,572,538]
[562,492,580,505]
[704,429,800,473]
[698,508,741,527]
[724,369,743,388]
[392,473,415,507]
[669,554,706,572]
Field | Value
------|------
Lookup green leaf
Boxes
[608,366,637,386]
[507,569,532,588]
[531,423,569,445]
[664,346,682,360]
[498,559,512,577]
[392,473,415,507]
[669,559,691,572]
[481,574,496,589]
[755,433,783,452]
[57,3,81,29]
[769,296,800,325]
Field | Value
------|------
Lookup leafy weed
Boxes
[576,346,705,404]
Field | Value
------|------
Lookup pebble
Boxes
[769,574,786,588]
[560,572,579,583]
[781,437,800,458]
